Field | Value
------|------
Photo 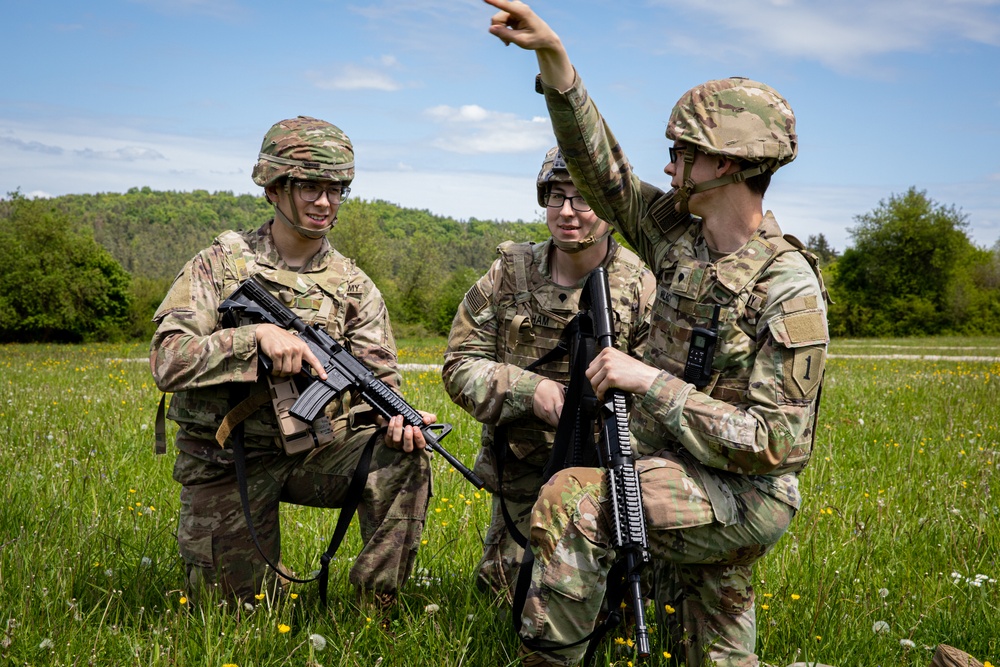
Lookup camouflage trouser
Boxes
[518,452,794,667]
[172,413,431,603]
[472,442,548,602]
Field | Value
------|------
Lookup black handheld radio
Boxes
[683,304,720,389]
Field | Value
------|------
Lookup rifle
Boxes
[219,275,484,489]
[585,266,651,659]
[512,267,651,662]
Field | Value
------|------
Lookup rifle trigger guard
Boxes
[426,423,452,441]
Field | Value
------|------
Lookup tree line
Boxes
[0,188,547,342]
[1,186,998,343]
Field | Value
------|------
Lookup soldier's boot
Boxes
[356,589,398,632]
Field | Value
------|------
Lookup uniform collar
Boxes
[252,220,335,273]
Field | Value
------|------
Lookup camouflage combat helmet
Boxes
[252,116,355,188]
[253,116,354,240]
[536,146,610,254]
[666,77,797,213]
[536,146,573,207]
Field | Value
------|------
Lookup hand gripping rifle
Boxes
[585,266,651,659]
[219,275,484,489]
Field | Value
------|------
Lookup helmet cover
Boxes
[251,116,355,188]
[536,146,574,207]
[666,77,797,169]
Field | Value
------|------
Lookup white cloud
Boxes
[650,0,1000,71]
[424,106,553,155]
[1,137,63,155]
[308,63,403,92]
[75,146,165,162]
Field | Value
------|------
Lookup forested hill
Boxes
[49,187,547,285]
[1,188,547,342]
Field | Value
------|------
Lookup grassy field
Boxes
[0,337,997,667]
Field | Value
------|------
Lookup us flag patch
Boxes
[464,283,488,314]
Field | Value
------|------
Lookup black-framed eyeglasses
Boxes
[292,180,350,203]
[668,145,688,164]
[544,192,592,212]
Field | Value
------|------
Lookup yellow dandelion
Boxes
[663,652,671,659]
[815,636,822,641]
[761,604,769,610]
[614,637,626,646]
[277,624,290,634]
[762,593,773,598]
[664,604,676,614]
[255,593,266,601]
[289,593,298,600]
[179,596,188,605]
[222,663,238,667]
[791,594,801,600]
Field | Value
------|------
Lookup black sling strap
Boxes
[492,315,588,549]
[228,386,378,606]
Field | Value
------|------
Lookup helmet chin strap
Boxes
[674,149,775,215]
[550,221,612,254]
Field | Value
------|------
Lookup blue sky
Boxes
[2,0,999,253]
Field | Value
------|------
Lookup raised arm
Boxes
[484,0,574,91]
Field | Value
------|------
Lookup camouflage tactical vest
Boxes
[493,239,647,461]
[165,229,361,446]
[631,216,827,476]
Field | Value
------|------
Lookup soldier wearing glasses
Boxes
[442,147,655,602]
[150,116,432,610]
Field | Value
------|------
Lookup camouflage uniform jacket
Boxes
[150,221,398,458]
[443,238,655,471]
[539,74,829,510]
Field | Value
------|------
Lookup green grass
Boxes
[0,337,997,666]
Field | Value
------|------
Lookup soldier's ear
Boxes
[264,185,279,204]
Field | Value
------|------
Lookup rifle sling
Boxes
[492,315,583,550]
[227,384,378,606]
[215,390,271,447]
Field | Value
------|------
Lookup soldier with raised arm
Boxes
[483,2,830,665]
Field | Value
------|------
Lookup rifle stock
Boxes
[219,276,484,489]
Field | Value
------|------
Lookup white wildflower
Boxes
[872,620,890,634]
[309,633,327,651]
[424,603,440,614]
[878,588,889,598]
[900,638,915,649]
